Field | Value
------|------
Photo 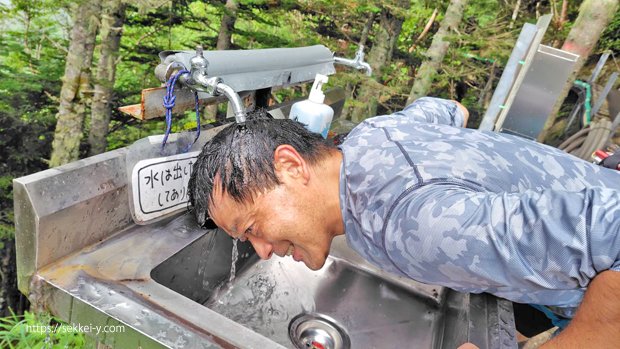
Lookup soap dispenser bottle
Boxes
[289,74,334,138]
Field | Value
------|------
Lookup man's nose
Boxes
[247,235,273,260]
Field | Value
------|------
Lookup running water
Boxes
[205,238,239,306]
[228,238,239,285]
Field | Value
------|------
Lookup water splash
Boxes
[206,258,318,347]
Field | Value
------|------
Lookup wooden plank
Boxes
[119,86,225,120]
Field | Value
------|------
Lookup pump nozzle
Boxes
[308,74,329,104]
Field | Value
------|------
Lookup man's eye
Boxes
[234,226,252,242]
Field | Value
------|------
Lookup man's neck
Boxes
[315,150,345,237]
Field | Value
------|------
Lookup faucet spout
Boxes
[333,45,372,76]
[216,83,246,124]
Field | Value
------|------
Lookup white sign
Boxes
[131,151,200,222]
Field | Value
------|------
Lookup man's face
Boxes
[207,145,344,270]
[208,182,335,271]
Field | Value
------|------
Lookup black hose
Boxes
[559,127,590,150]
[559,124,614,159]
[563,135,587,154]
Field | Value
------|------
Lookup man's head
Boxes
[188,111,344,270]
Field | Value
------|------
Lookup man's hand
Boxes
[541,270,620,348]
[453,101,469,127]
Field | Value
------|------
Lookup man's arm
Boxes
[541,270,620,348]
[385,182,620,291]
[392,97,469,127]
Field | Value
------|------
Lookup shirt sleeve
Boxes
[390,97,466,127]
[382,181,620,303]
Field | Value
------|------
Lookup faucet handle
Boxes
[190,45,208,70]
[195,45,204,57]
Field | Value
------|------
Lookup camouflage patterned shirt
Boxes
[338,97,620,318]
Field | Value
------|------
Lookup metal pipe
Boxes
[216,82,246,124]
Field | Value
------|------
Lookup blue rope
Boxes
[162,69,201,152]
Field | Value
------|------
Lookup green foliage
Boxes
[599,7,620,53]
[465,0,500,27]
[0,107,56,238]
[0,310,85,349]
[0,176,15,240]
[0,0,66,241]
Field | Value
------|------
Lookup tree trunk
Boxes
[50,0,101,167]
[217,0,237,51]
[88,0,126,156]
[206,0,238,123]
[406,0,468,105]
[349,1,409,123]
[539,0,619,142]
[509,0,522,29]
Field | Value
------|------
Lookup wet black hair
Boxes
[187,110,337,228]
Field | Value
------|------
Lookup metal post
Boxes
[478,23,537,131]
[587,52,610,84]
[591,72,618,116]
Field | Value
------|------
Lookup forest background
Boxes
[0,0,619,346]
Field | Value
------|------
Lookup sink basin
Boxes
[151,223,517,349]
[153,232,441,347]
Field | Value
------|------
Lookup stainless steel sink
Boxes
[151,218,517,349]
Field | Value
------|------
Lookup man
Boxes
[188,97,620,348]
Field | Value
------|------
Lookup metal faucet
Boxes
[185,46,247,124]
[333,45,372,76]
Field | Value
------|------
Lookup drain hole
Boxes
[289,313,350,349]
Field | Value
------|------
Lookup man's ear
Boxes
[273,145,310,183]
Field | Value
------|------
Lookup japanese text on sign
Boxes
[131,151,199,222]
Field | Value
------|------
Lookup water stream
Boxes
[205,238,239,307]
[228,238,239,285]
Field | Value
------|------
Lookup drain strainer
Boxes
[288,313,351,349]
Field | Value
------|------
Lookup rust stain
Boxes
[118,104,143,119]
[40,263,101,284]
